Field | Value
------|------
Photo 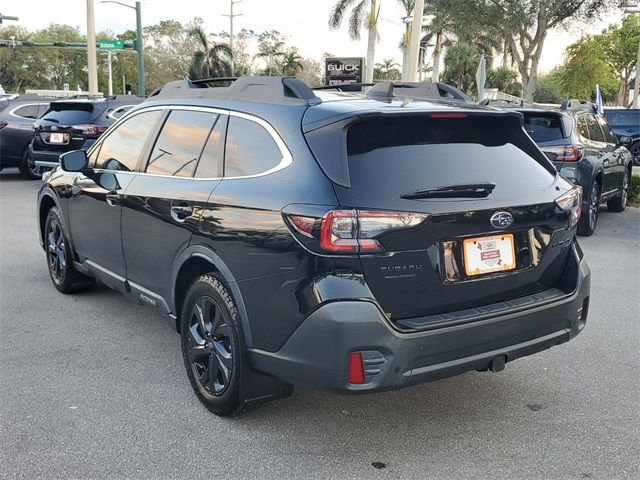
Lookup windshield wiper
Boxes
[401,182,496,199]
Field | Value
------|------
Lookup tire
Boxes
[180,274,245,416]
[44,207,95,293]
[630,142,640,167]
[577,181,600,236]
[607,170,629,213]
[18,148,44,180]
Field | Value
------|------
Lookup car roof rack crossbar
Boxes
[560,98,595,112]
[147,76,321,106]
[315,81,471,103]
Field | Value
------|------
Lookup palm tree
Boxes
[281,50,304,76]
[255,31,286,76]
[397,0,414,79]
[375,58,401,80]
[328,0,381,83]
[188,26,232,80]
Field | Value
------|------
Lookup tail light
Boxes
[555,186,582,228]
[73,124,107,138]
[287,209,429,254]
[541,145,582,161]
[0,121,7,129]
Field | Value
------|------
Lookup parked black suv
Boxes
[484,99,633,235]
[30,95,143,174]
[37,77,590,416]
[0,94,54,179]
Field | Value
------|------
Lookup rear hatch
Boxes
[305,110,577,323]
[32,101,106,153]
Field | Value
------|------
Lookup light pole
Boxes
[86,0,99,95]
[101,1,145,96]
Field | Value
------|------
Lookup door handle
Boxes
[170,204,193,222]
[105,192,121,207]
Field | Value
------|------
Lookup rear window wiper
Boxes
[401,182,496,199]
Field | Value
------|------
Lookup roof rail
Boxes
[315,81,472,103]
[146,76,321,106]
[560,98,595,112]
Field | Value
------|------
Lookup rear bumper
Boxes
[248,249,590,394]
[30,146,62,168]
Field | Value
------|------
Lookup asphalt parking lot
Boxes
[1,170,639,480]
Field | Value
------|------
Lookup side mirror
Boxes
[59,150,88,172]
[618,135,633,147]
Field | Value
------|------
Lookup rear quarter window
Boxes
[224,116,282,177]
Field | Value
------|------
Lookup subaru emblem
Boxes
[490,211,513,229]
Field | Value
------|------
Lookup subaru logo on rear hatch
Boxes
[490,211,513,229]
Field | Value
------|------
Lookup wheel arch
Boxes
[171,246,253,348]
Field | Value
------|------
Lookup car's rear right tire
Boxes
[577,181,600,236]
[607,170,629,213]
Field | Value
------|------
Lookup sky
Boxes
[2,0,626,73]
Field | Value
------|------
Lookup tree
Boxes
[534,68,564,103]
[374,58,401,80]
[280,49,304,76]
[397,0,414,78]
[486,66,521,96]
[187,26,232,80]
[438,0,617,102]
[441,42,479,94]
[328,0,381,83]
[256,30,286,75]
[559,35,618,102]
[601,15,640,105]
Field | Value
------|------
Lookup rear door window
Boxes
[597,116,617,144]
[224,116,282,177]
[195,115,227,178]
[146,109,218,177]
[585,114,605,142]
[94,110,162,171]
[522,114,564,143]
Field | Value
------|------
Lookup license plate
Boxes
[49,133,65,143]
[463,234,516,277]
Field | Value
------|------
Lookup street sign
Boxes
[98,40,124,50]
[324,57,364,91]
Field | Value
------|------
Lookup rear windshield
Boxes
[522,114,565,142]
[604,110,640,126]
[42,103,96,124]
[344,115,554,202]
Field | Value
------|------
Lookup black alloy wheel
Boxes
[578,181,600,236]
[180,274,244,416]
[186,295,233,396]
[19,149,44,180]
[47,216,67,285]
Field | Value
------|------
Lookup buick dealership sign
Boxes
[324,57,364,91]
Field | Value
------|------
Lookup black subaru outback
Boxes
[37,77,590,416]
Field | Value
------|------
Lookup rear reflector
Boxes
[348,352,365,384]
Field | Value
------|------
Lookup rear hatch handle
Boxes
[401,182,496,199]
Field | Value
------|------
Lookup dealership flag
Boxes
[476,54,486,101]
[595,84,604,114]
